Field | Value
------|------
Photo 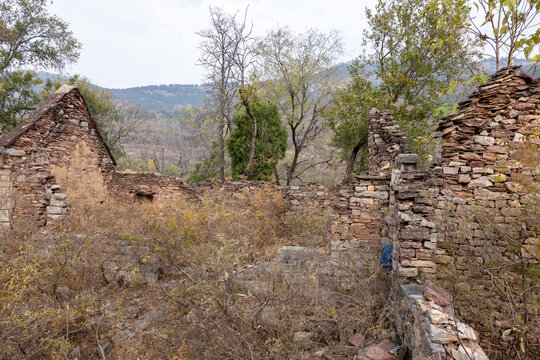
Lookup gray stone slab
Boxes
[396,153,419,164]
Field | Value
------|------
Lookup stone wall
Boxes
[433,66,540,353]
[0,86,115,227]
[368,108,411,175]
[395,282,487,360]
[110,172,199,204]
[1,68,536,357]
[287,176,390,250]
[436,66,539,272]
[0,166,13,229]
[380,66,539,355]
[0,149,63,227]
[388,166,443,279]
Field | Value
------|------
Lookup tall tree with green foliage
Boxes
[197,7,253,182]
[227,100,287,181]
[257,27,343,185]
[0,0,81,131]
[465,0,540,70]
[326,64,390,183]
[329,0,482,180]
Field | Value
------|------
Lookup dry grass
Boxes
[0,187,389,359]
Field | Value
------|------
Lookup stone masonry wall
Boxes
[1,68,535,357]
[433,65,540,353]
[0,87,115,227]
[287,176,390,250]
[368,108,411,175]
[110,172,199,205]
[394,282,487,360]
[389,167,443,279]
[0,166,13,229]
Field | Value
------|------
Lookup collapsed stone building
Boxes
[0,85,196,229]
[1,66,538,359]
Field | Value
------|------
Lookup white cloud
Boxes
[49,0,372,88]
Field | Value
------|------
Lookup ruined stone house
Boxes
[0,66,538,359]
[0,85,195,229]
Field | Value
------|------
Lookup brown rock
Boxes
[349,333,365,347]
[423,280,452,307]
[460,152,482,161]
[401,227,430,241]
[361,339,394,360]
[486,145,508,154]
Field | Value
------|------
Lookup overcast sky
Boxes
[48,0,373,89]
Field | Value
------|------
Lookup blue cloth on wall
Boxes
[381,244,393,268]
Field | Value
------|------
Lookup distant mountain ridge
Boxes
[37,57,538,113]
[107,84,207,111]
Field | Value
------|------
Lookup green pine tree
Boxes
[227,101,287,181]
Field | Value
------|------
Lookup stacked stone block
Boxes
[0,86,116,228]
[287,178,390,250]
[395,283,487,360]
[110,172,199,204]
[368,108,411,175]
[435,66,539,277]
[389,166,443,278]
[0,166,13,229]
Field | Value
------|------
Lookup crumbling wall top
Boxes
[0,86,116,166]
[368,108,412,175]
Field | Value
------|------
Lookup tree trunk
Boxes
[358,145,367,173]
[286,149,300,186]
[274,165,281,185]
[342,141,362,184]
[219,116,225,182]
[243,101,258,178]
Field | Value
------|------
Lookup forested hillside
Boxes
[108,84,207,111]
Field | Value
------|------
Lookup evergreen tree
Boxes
[227,101,287,181]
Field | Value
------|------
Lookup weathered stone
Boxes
[361,339,394,360]
[348,333,365,346]
[427,309,450,324]
[396,153,419,164]
[456,322,477,341]
[513,132,525,143]
[424,241,437,249]
[468,176,492,188]
[451,342,488,360]
[398,266,418,277]
[49,198,67,207]
[55,284,74,302]
[458,174,471,183]
[430,325,458,344]
[401,227,430,241]
[5,148,26,156]
[423,280,452,306]
[363,191,389,200]
[443,167,459,175]
[434,255,453,264]
[293,331,314,343]
[505,182,523,193]
[410,260,436,268]
[473,135,495,146]
[46,206,68,215]
[53,192,68,200]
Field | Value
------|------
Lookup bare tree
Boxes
[197,7,254,182]
[257,27,343,185]
[227,8,259,177]
[106,102,153,147]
